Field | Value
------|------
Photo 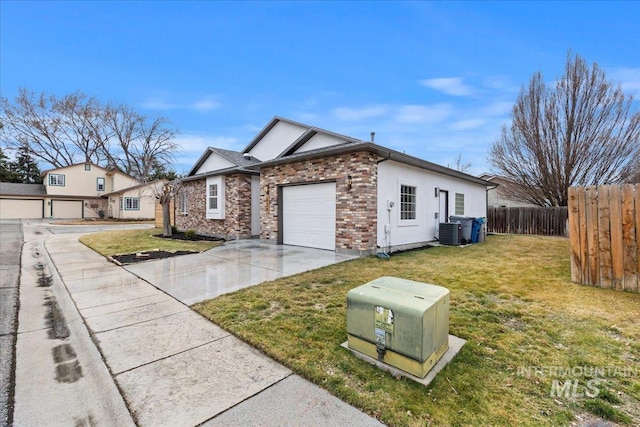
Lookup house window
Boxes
[455,193,465,215]
[400,185,417,220]
[206,176,225,219]
[84,164,91,171]
[179,190,188,214]
[208,184,218,210]
[49,174,65,186]
[97,177,105,191]
[124,197,140,210]
[119,197,123,211]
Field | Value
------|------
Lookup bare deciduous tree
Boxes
[0,88,178,180]
[489,53,640,206]
[449,154,472,173]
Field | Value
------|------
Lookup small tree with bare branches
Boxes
[489,53,640,206]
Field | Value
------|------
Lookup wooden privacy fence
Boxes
[568,184,639,292]
[154,200,175,228]
[487,206,568,236]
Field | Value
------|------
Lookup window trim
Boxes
[455,193,465,216]
[96,177,105,192]
[84,164,91,171]
[123,197,140,211]
[398,182,418,226]
[179,190,188,214]
[205,176,225,219]
[49,174,65,186]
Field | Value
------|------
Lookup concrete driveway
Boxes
[11,222,381,426]
[124,240,357,305]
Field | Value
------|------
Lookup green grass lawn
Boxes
[79,227,222,256]
[193,235,640,426]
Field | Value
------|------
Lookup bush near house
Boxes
[194,235,640,426]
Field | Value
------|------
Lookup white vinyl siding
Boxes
[455,193,465,215]
[49,174,65,186]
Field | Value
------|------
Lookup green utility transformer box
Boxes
[346,277,450,378]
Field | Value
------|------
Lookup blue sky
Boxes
[2,1,639,176]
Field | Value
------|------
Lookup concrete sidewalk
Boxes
[20,226,383,426]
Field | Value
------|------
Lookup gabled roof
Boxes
[242,116,361,157]
[186,147,261,177]
[103,179,168,197]
[180,165,260,182]
[248,141,492,186]
[0,182,47,197]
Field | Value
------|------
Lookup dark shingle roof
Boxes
[0,182,47,197]
[186,147,262,177]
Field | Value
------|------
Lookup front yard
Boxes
[193,235,640,426]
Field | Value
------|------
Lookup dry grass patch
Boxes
[79,227,222,257]
[193,235,640,426]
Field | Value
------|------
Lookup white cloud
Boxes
[483,100,514,116]
[140,97,177,110]
[189,99,221,111]
[610,68,640,97]
[395,104,452,124]
[420,77,474,96]
[141,96,221,112]
[333,104,388,121]
[450,118,485,131]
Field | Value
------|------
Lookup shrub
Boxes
[185,229,197,240]
[171,225,178,234]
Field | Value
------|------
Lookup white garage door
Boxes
[0,199,44,219]
[51,200,83,219]
[282,183,336,250]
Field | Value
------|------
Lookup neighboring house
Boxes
[104,180,166,220]
[0,182,47,219]
[479,173,537,208]
[0,162,156,220]
[177,116,491,255]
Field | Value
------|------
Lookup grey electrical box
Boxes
[439,222,461,245]
[346,277,449,378]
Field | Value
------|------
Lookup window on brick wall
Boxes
[206,176,225,219]
[179,190,188,214]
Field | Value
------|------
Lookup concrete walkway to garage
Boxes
[13,222,380,426]
[124,239,357,305]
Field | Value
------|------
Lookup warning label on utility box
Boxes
[374,306,394,334]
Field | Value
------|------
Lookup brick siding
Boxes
[260,151,378,254]
[175,173,253,240]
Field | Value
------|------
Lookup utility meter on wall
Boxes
[387,200,394,210]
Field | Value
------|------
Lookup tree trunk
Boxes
[162,199,172,237]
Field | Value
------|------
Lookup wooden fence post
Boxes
[621,184,638,292]
[568,187,582,283]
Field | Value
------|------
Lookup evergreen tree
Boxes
[0,147,19,182]
[12,145,42,183]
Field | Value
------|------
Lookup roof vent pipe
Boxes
[370,132,375,143]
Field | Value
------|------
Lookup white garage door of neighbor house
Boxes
[282,183,336,250]
[0,199,44,219]
[51,200,83,219]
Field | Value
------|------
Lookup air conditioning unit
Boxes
[439,222,461,246]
